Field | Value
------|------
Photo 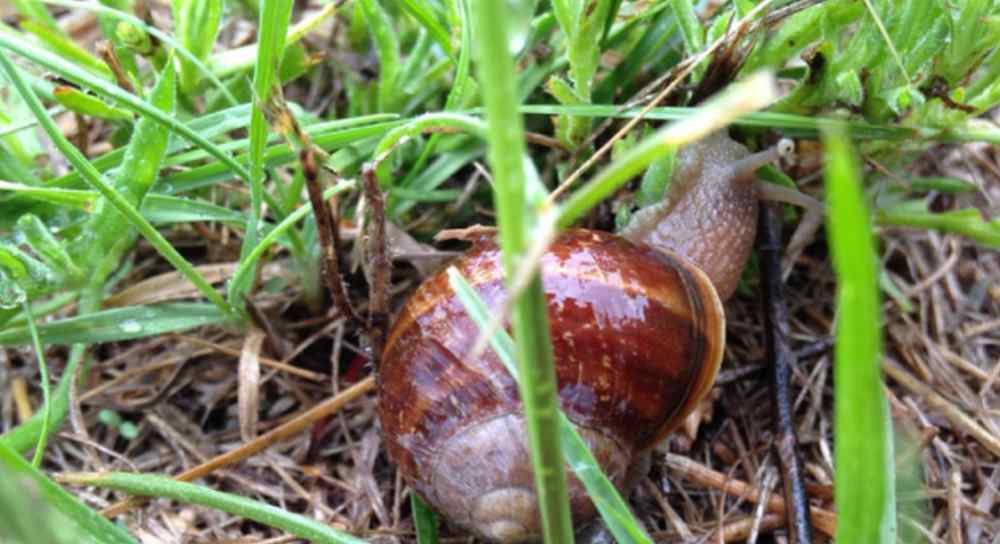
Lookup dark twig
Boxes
[362,164,391,361]
[301,147,361,325]
[757,201,814,544]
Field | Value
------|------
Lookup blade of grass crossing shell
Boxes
[823,124,895,543]
[230,0,293,309]
[557,72,777,228]
[471,2,574,542]
[0,442,138,544]
[448,268,652,544]
[60,472,365,544]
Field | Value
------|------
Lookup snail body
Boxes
[377,133,784,542]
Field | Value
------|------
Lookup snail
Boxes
[376,132,815,542]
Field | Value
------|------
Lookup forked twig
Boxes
[757,201,814,544]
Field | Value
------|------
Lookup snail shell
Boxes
[377,229,724,542]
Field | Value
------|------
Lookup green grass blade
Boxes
[171,0,223,95]
[18,19,113,79]
[0,30,251,181]
[0,344,84,453]
[0,303,229,346]
[229,181,356,307]
[229,0,293,309]
[824,124,893,543]
[472,2,575,542]
[448,268,652,544]
[399,0,453,58]
[669,0,704,56]
[877,203,1000,248]
[141,194,246,226]
[52,86,133,121]
[0,183,245,226]
[411,493,440,544]
[0,442,138,544]
[61,472,364,544]
[393,0,474,214]
[42,0,238,105]
[513,104,917,140]
[10,0,59,30]
[21,299,51,467]
[359,0,402,112]
[0,50,237,318]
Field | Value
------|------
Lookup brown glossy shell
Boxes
[377,229,724,541]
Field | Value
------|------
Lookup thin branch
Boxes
[758,201,814,544]
[301,147,361,325]
[362,164,391,360]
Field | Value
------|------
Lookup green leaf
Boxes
[22,299,52,467]
[230,0,294,311]
[141,194,246,225]
[0,442,138,544]
[399,0,453,58]
[877,202,1000,248]
[18,19,113,79]
[359,0,402,112]
[63,473,366,544]
[53,86,133,121]
[824,124,893,544]
[9,0,58,30]
[411,493,440,544]
[0,303,230,346]
[171,0,223,94]
[0,30,250,182]
[15,214,83,284]
[0,241,59,299]
[0,49,237,317]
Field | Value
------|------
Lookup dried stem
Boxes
[101,375,375,518]
[301,147,361,325]
[757,201,815,544]
[663,453,837,537]
[362,164,391,360]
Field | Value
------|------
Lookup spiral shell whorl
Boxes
[377,230,724,542]
[428,414,629,542]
